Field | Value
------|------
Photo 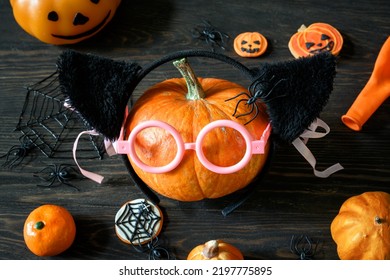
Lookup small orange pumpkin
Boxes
[187,240,244,260]
[288,23,343,58]
[124,58,270,201]
[330,191,390,260]
[234,32,268,57]
[23,204,76,257]
[10,0,122,45]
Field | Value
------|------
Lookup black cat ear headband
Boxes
[57,49,343,196]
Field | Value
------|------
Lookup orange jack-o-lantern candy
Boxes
[234,32,268,58]
[10,0,122,45]
[288,23,343,58]
[23,204,76,257]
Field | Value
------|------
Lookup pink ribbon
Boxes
[292,118,344,178]
[71,107,129,184]
[72,130,104,184]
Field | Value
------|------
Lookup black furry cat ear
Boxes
[249,52,336,143]
[244,52,343,178]
[57,50,142,141]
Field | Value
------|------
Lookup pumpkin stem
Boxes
[298,24,307,32]
[173,58,206,100]
[202,240,219,259]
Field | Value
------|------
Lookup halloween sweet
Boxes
[234,32,268,57]
[115,198,171,259]
[10,0,122,44]
[288,23,343,58]
[330,191,390,260]
[23,204,76,256]
[115,198,163,246]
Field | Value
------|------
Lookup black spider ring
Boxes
[290,234,319,260]
[33,163,81,190]
[225,75,287,124]
[0,135,36,168]
[192,20,229,51]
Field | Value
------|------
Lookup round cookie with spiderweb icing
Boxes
[115,199,163,245]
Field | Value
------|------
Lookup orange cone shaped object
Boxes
[342,36,390,131]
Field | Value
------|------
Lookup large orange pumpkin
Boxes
[10,0,122,45]
[330,191,390,260]
[124,58,270,201]
[288,23,343,58]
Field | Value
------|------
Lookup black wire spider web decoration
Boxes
[13,70,105,160]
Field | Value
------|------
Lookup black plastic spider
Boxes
[192,20,229,51]
[146,236,173,260]
[225,75,286,124]
[33,163,81,190]
[126,223,173,260]
[0,135,36,168]
[290,234,319,260]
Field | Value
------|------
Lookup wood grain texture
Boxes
[0,0,389,260]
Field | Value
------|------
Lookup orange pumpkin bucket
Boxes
[341,36,390,131]
[10,0,122,45]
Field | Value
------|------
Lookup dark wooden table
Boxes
[0,0,389,260]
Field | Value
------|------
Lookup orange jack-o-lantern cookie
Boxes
[234,32,268,57]
[288,23,343,58]
[115,199,163,246]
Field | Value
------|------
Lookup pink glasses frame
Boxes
[114,119,271,174]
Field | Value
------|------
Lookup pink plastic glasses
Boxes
[114,119,271,174]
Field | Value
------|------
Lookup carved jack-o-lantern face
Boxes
[234,32,268,58]
[305,33,334,54]
[10,0,122,45]
[288,23,343,58]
